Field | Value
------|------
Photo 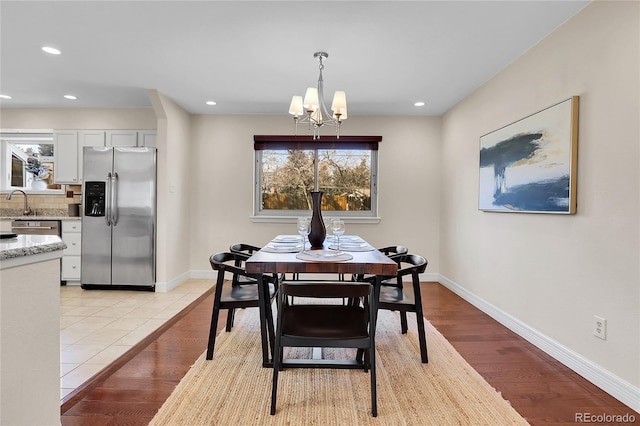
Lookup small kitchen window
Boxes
[0,131,63,193]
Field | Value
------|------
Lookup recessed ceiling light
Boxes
[205,101,217,106]
[0,94,12,99]
[414,101,425,107]
[42,46,61,55]
[64,95,78,100]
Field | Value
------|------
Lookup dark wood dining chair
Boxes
[206,252,277,360]
[373,254,429,363]
[352,245,408,285]
[229,243,261,256]
[229,243,261,286]
[270,281,378,417]
[228,243,284,329]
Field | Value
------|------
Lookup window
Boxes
[0,131,62,193]
[254,135,381,219]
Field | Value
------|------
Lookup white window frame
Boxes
[252,135,381,223]
[0,130,63,194]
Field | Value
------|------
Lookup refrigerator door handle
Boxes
[105,173,112,226]
[111,172,119,226]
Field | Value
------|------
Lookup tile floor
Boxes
[59,279,214,400]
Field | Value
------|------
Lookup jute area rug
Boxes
[150,306,529,425]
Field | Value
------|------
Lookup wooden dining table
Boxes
[245,236,398,367]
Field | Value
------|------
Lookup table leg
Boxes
[357,275,381,366]
[372,275,381,331]
[256,274,274,367]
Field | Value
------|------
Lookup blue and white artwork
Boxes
[479,97,578,214]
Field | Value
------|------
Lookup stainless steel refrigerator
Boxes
[81,147,156,290]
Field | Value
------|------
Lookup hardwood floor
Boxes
[61,282,638,425]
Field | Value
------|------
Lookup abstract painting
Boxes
[479,96,579,214]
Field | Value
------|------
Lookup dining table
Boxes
[245,235,398,367]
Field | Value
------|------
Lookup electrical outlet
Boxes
[594,315,607,340]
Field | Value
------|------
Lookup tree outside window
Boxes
[254,135,381,218]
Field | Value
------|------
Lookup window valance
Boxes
[253,135,382,151]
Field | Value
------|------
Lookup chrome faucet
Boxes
[6,190,32,216]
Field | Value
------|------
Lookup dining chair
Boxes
[373,254,429,363]
[270,281,378,417]
[228,243,284,329]
[206,252,278,360]
[352,245,408,285]
[229,243,261,284]
[229,243,261,256]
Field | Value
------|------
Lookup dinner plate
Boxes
[325,235,363,243]
[296,250,353,262]
[262,243,303,253]
[327,242,374,252]
[272,235,304,243]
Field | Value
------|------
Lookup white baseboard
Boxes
[438,274,640,413]
[155,270,191,293]
[191,269,216,280]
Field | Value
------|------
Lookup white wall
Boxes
[441,0,639,394]
[148,91,192,289]
[188,114,441,275]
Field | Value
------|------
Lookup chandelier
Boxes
[289,52,347,139]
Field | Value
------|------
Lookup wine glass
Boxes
[297,217,310,251]
[330,219,345,252]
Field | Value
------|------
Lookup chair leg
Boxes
[416,313,429,363]
[266,301,276,357]
[413,285,429,363]
[361,348,370,373]
[270,332,281,415]
[225,308,235,332]
[400,311,408,334]
[206,303,222,360]
[370,345,377,417]
[278,345,285,371]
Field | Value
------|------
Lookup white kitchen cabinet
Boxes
[78,131,106,182]
[54,129,156,185]
[138,130,157,147]
[53,131,79,184]
[61,220,81,284]
[106,130,138,147]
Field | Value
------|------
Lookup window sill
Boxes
[250,215,381,224]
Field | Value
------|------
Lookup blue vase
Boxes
[308,191,326,249]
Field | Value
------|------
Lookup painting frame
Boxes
[478,96,579,214]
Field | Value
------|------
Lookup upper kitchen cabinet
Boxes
[104,130,156,147]
[106,130,137,147]
[54,131,79,184]
[78,131,105,182]
[137,130,157,147]
[53,129,156,184]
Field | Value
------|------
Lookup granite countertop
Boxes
[1,216,81,221]
[0,208,81,221]
[0,234,67,261]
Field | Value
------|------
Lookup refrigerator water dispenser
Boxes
[85,181,106,217]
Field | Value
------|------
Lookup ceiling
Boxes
[0,1,589,116]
